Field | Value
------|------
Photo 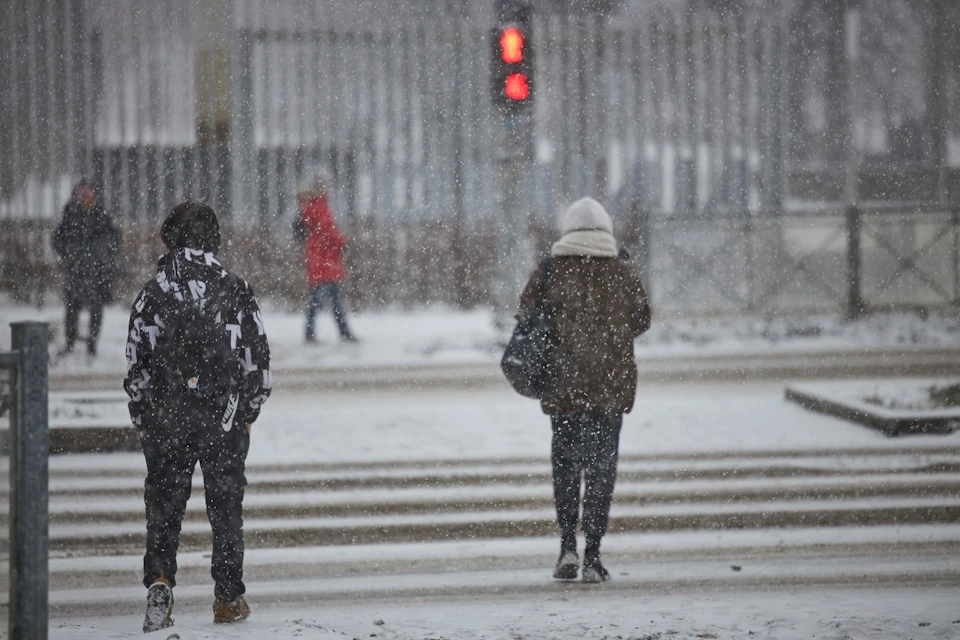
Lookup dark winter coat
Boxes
[518,256,651,415]
[300,194,346,286]
[123,248,272,433]
[52,202,122,306]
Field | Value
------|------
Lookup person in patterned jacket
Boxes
[123,201,271,632]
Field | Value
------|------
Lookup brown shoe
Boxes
[213,594,250,624]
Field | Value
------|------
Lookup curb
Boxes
[785,387,960,437]
[46,347,960,392]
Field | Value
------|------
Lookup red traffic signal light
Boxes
[504,73,529,101]
[491,22,533,109]
[500,27,524,64]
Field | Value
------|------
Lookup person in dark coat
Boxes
[123,202,272,631]
[297,176,358,343]
[518,197,651,584]
[51,180,122,355]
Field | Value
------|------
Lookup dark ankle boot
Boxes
[582,539,610,584]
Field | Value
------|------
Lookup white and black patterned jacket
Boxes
[123,248,272,431]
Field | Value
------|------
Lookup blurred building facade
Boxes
[2,0,959,313]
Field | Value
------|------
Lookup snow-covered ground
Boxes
[52,583,960,639]
[4,299,958,639]
[20,383,960,639]
[0,301,957,377]
[37,382,960,465]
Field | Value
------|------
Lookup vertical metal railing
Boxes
[0,322,50,640]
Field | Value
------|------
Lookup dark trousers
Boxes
[64,296,103,353]
[304,282,351,340]
[550,411,623,546]
[142,417,250,602]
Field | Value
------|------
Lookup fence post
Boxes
[953,206,960,306]
[8,321,49,640]
[634,204,652,282]
[846,205,865,319]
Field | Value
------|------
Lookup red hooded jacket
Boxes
[300,194,346,285]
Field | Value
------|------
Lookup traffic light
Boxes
[491,12,533,111]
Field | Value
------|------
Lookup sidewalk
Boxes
[35,382,960,458]
[29,384,960,638]
[1,301,957,391]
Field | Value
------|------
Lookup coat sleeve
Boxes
[52,213,69,258]
[629,272,652,337]
[104,219,123,283]
[123,285,159,430]
[326,217,346,249]
[517,260,547,317]
[233,281,272,426]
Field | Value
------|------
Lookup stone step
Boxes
[45,547,960,620]
[33,474,960,525]
[38,496,960,554]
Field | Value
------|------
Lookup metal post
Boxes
[843,1,860,208]
[494,111,534,325]
[637,205,653,307]
[846,206,864,319]
[494,0,535,326]
[8,321,49,640]
[932,0,948,207]
[953,206,959,306]
[843,1,862,322]
[635,204,651,282]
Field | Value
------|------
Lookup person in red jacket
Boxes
[297,180,358,343]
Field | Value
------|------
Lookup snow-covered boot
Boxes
[213,594,250,624]
[552,550,579,580]
[142,577,174,633]
[582,542,611,584]
[581,560,611,583]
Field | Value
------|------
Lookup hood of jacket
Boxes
[156,247,228,291]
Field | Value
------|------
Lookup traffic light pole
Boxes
[493,0,535,327]
[494,111,534,326]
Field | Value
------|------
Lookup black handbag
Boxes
[501,258,554,399]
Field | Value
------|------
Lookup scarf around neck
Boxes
[551,230,618,258]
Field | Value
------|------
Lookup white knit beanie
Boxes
[559,197,613,235]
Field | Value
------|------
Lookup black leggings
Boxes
[550,411,623,545]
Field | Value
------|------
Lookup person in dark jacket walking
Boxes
[52,180,122,356]
[297,176,358,343]
[123,202,272,632]
[518,197,651,584]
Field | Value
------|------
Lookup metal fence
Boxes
[2,0,959,315]
[3,202,958,318]
[639,205,960,317]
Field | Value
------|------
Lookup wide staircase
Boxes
[5,445,960,619]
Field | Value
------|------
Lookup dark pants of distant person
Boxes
[142,410,249,603]
[64,294,103,354]
[550,411,623,552]
[304,282,351,340]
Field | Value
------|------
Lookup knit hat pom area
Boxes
[560,197,613,236]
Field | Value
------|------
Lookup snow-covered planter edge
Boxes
[784,382,960,437]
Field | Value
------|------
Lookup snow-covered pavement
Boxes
[12,383,958,637]
[40,382,960,461]
[2,301,958,383]
[3,373,957,637]
[52,584,960,639]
